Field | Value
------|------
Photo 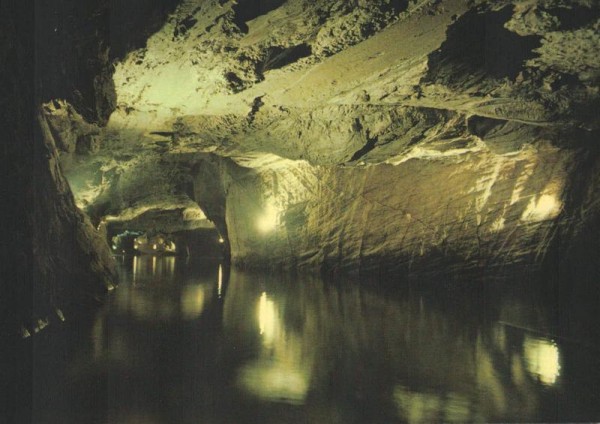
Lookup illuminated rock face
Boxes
[216,142,572,277]
[79,0,599,278]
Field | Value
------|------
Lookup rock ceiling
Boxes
[42,0,600,276]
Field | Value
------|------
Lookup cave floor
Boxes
[6,256,600,423]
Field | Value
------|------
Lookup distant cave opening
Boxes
[102,208,226,260]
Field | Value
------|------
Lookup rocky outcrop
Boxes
[26,112,118,329]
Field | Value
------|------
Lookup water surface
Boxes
[13,256,600,423]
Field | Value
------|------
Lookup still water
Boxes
[15,256,600,423]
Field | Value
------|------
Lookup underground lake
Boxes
[4,255,600,423]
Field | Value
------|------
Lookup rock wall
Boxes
[47,0,600,287]
[1,0,184,337]
[221,139,583,280]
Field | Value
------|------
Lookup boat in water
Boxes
[133,233,177,255]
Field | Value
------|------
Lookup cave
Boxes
[2,0,600,422]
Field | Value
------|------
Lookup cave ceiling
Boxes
[40,0,600,273]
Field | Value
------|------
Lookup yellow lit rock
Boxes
[522,193,562,223]
[524,336,561,385]
[256,203,279,234]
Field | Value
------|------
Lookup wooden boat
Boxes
[133,233,177,255]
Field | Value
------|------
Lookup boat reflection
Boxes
[131,255,177,285]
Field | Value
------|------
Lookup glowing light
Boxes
[181,285,205,320]
[257,202,279,233]
[133,256,138,284]
[522,193,562,222]
[153,244,158,250]
[166,256,175,274]
[217,265,223,298]
[55,308,65,322]
[152,256,156,274]
[258,292,276,344]
[218,237,225,244]
[524,336,560,385]
[20,326,31,339]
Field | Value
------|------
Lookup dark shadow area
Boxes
[232,0,287,33]
[547,5,600,31]
[173,14,198,38]
[349,131,378,162]
[32,0,182,123]
[224,71,246,93]
[425,7,541,86]
[108,0,182,59]
[466,114,538,153]
[260,44,312,72]
[541,129,600,346]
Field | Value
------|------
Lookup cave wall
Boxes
[1,0,185,337]
[1,1,117,337]
[221,140,580,280]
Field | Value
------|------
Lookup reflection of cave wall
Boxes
[222,271,552,422]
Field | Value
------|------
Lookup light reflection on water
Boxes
[237,291,311,405]
[30,256,600,423]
